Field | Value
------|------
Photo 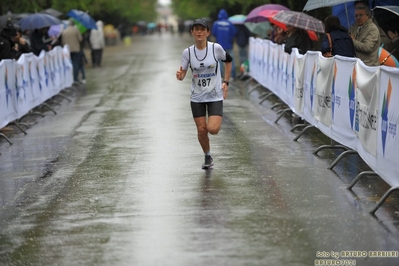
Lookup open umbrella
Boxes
[40,8,62,18]
[228,14,247,25]
[244,21,272,39]
[67,9,97,30]
[379,46,399,67]
[147,22,157,29]
[302,0,354,11]
[373,5,399,36]
[270,10,325,33]
[18,13,62,31]
[245,4,290,23]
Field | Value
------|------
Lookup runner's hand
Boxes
[176,66,185,81]
[222,82,228,99]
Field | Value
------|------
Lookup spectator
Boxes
[349,1,390,47]
[350,5,380,66]
[13,25,31,59]
[273,26,288,44]
[30,27,52,56]
[386,28,399,63]
[78,31,90,84]
[212,9,237,80]
[0,20,18,60]
[234,24,252,67]
[284,25,313,55]
[321,15,355,57]
[89,20,105,68]
[62,19,83,82]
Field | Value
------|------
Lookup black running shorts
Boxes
[190,101,223,118]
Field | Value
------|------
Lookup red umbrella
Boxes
[245,4,290,23]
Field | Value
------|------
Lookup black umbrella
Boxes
[0,13,30,30]
[373,5,399,35]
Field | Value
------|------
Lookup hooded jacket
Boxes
[89,20,105,50]
[211,9,236,50]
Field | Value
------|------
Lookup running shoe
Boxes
[202,155,214,169]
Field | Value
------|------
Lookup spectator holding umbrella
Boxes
[30,26,52,56]
[349,4,380,66]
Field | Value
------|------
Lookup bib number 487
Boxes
[198,78,211,87]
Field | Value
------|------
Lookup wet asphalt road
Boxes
[1,32,399,266]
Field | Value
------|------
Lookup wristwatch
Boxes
[223,80,229,86]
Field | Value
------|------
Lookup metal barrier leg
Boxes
[0,133,12,145]
[39,103,57,115]
[271,103,285,110]
[248,83,262,94]
[274,108,292,123]
[370,187,399,215]
[347,171,378,190]
[259,92,275,104]
[18,112,45,122]
[290,123,307,132]
[293,125,316,141]
[327,150,358,170]
[10,121,28,135]
[313,145,348,155]
[53,92,71,102]
[244,77,254,87]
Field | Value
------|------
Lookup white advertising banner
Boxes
[355,61,379,169]
[278,45,289,104]
[249,37,256,79]
[0,46,73,128]
[284,47,296,111]
[331,56,358,150]
[261,39,270,88]
[314,55,334,136]
[302,51,320,125]
[0,60,17,128]
[377,66,399,187]
[293,49,305,116]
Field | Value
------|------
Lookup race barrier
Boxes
[0,45,74,136]
[248,37,399,214]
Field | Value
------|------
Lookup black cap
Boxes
[192,18,209,30]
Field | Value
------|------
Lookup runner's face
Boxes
[191,25,209,40]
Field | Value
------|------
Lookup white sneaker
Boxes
[81,79,86,84]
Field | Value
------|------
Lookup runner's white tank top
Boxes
[181,42,227,103]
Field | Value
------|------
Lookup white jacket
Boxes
[90,21,105,50]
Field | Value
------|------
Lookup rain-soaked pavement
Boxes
[1,32,399,266]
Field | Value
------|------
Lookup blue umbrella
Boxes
[228,14,247,25]
[147,22,157,29]
[18,13,62,31]
[67,9,97,30]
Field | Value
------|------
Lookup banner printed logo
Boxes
[5,68,10,107]
[291,58,295,96]
[381,79,391,156]
[310,62,316,108]
[332,63,337,120]
[349,67,356,130]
